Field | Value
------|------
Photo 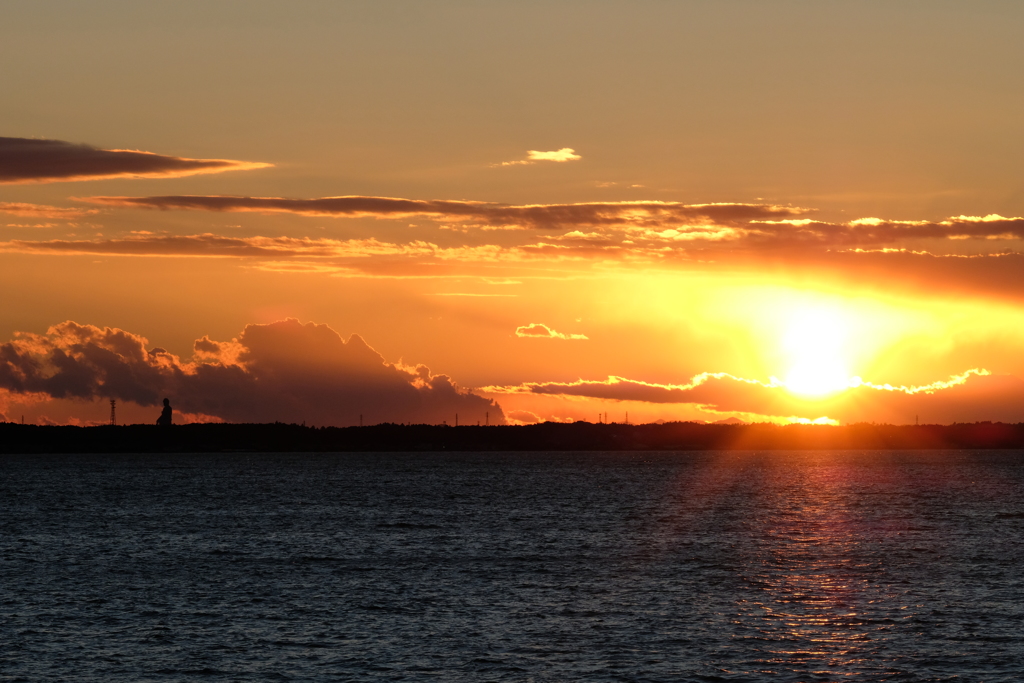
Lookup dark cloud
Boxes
[485,370,1024,424]
[79,194,1024,245]
[0,137,270,184]
[84,195,805,229]
[0,319,503,426]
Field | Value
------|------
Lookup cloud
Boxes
[78,189,1024,249]
[0,202,97,219]
[84,195,802,229]
[499,147,582,166]
[1,234,346,258]
[482,369,1024,424]
[0,319,504,426]
[8,202,1024,302]
[506,410,542,425]
[515,323,588,340]
[527,148,581,162]
[732,215,1024,247]
[8,231,1024,304]
[604,215,1024,249]
[0,137,271,184]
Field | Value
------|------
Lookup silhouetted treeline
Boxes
[3,421,1024,453]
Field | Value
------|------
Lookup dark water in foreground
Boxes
[2,451,1024,682]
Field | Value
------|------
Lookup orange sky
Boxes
[3,1,1024,426]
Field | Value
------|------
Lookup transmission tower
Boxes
[109,399,116,426]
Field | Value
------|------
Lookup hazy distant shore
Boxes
[3,421,1024,453]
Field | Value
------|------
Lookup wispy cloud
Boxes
[84,195,803,229]
[0,137,271,184]
[515,323,588,340]
[82,192,1024,246]
[0,234,691,273]
[8,200,1024,301]
[0,202,97,219]
[7,231,1024,302]
[498,147,582,166]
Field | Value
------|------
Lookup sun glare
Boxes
[781,308,859,396]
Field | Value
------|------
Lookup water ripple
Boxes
[2,450,1023,681]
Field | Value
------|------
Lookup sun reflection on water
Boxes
[729,461,904,678]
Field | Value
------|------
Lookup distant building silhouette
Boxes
[156,398,172,426]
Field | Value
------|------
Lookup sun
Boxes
[781,307,859,396]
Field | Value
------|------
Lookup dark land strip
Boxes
[3,421,1024,453]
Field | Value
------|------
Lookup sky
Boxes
[3,0,1024,426]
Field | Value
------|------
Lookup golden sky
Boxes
[3,1,1024,426]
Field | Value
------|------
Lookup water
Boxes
[2,451,1023,682]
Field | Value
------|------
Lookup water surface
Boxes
[2,450,1023,681]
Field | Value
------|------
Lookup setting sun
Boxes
[781,308,859,396]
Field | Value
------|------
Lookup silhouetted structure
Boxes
[156,398,172,426]
[109,399,116,426]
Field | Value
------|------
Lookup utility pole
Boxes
[110,399,116,426]
[485,411,489,426]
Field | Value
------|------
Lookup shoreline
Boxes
[3,421,1024,453]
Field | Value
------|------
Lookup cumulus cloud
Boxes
[515,323,588,340]
[0,137,270,184]
[482,369,1024,424]
[84,195,803,229]
[0,202,97,219]
[0,319,503,426]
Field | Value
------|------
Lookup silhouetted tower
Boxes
[110,399,116,426]
[485,411,489,426]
